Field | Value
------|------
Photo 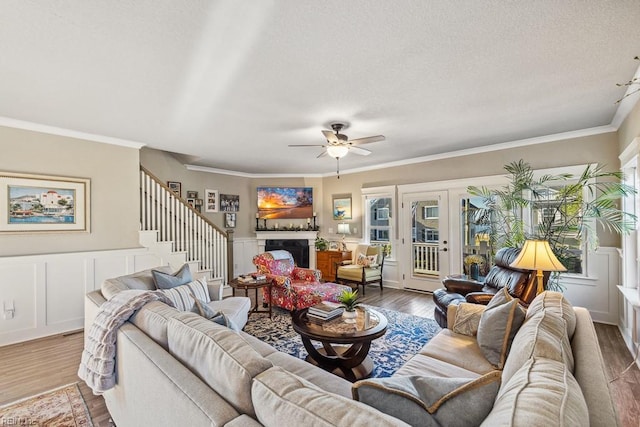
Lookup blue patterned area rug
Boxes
[243,305,441,378]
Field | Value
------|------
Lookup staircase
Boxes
[139,166,233,284]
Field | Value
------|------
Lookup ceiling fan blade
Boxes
[350,146,372,156]
[322,130,339,143]
[288,144,327,147]
[317,150,328,158]
[349,135,385,145]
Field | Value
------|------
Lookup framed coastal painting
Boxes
[0,171,90,233]
[205,189,219,213]
[332,195,352,220]
[257,187,313,219]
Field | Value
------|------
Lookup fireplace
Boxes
[255,231,318,270]
[265,239,309,267]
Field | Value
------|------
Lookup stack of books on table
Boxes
[307,301,344,322]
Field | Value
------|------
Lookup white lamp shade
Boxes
[509,240,567,272]
[337,223,351,235]
[327,145,349,158]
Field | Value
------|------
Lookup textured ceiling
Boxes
[1,1,639,176]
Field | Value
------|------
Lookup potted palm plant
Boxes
[467,159,635,290]
[338,289,360,323]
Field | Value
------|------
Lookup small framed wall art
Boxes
[220,194,239,212]
[224,212,236,228]
[167,181,181,197]
[332,195,352,220]
[186,190,198,199]
[205,189,219,213]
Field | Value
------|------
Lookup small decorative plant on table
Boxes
[338,289,360,323]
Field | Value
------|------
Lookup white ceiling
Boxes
[1,1,640,176]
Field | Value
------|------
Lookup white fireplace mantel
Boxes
[256,230,318,269]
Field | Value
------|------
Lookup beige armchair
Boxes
[336,244,385,295]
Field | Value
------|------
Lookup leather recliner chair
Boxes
[432,247,537,328]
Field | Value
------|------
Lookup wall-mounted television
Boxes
[257,187,313,219]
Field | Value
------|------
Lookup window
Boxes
[423,229,439,242]
[423,206,438,219]
[529,184,583,274]
[375,207,389,220]
[362,186,396,257]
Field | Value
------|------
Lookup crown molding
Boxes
[185,124,617,178]
[0,116,146,149]
[184,163,325,178]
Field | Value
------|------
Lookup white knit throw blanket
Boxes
[78,289,173,394]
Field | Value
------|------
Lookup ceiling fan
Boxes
[289,123,385,178]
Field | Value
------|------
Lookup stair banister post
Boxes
[226,229,234,284]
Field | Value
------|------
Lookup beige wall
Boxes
[142,132,621,248]
[140,147,326,238]
[324,131,621,246]
[619,99,640,153]
[0,126,140,256]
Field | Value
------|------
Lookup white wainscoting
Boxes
[561,247,620,324]
[0,248,161,346]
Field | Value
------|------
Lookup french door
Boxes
[402,191,450,292]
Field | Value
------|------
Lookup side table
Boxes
[229,278,273,319]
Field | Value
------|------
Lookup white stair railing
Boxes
[140,166,231,282]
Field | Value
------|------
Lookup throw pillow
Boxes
[352,371,501,427]
[189,291,240,331]
[356,253,370,266]
[366,254,378,267]
[451,303,486,336]
[152,264,192,289]
[477,287,526,369]
[157,277,210,311]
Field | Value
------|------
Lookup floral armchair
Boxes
[252,250,350,311]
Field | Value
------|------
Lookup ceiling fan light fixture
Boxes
[327,145,349,158]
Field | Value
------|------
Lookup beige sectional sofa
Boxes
[83,269,619,426]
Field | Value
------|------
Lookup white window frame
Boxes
[362,186,396,259]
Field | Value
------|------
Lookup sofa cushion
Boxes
[395,353,484,379]
[158,277,210,311]
[251,366,409,427]
[477,287,525,369]
[263,351,352,398]
[481,357,588,426]
[526,291,577,339]
[152,263,193,289]
[167,313,273,416]
[191,293,240,331]
[353,371,501,427]
[451,303,485,336]
[129,300,183,349]
[419,329,496,375]
[502,310,575,384]
[206,296,251,329]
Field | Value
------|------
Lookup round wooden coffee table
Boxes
[291,307,387,382]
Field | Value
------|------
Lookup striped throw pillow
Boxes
[159,277,210,311]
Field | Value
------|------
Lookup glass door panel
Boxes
[402,191,449,292]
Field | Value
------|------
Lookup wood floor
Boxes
[1,287,638,426]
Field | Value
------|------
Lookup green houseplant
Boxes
[467,159,635,289]
[315,237,329,251]
[337,289,360,322]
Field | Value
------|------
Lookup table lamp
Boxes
[509,240,567,294]
[337,223,351,251]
